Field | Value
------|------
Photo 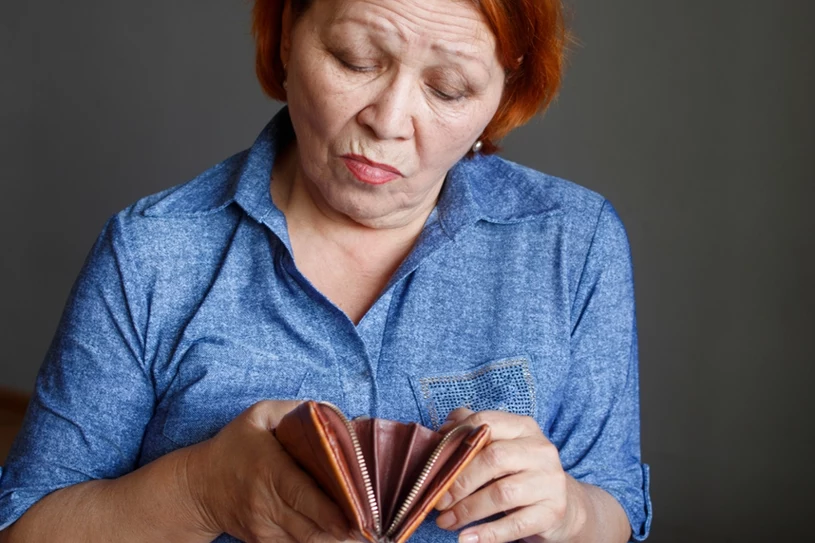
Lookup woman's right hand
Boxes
[182,399,352,543]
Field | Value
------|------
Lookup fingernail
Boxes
[435,491,452,510]
[459,532,479,543]
[436,510,456,529]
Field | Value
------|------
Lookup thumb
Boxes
[438,406,474,432]
[248,399,304,431]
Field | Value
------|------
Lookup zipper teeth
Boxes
[385,425,469,537]
[319,402,382,535]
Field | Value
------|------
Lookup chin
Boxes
[316,180,388,218]
[337,197,411,229]
[336,202,395,227]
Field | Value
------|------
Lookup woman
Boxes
[0,0,651,541]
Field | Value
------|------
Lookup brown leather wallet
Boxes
[275,401,491,543]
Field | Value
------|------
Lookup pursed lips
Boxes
[341,154,404,185]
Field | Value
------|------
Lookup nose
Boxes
[356,73,416,141]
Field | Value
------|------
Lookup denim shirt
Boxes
[0,108,652,541]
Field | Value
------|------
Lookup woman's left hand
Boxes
[434,408,590,543]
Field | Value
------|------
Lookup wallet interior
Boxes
[314,402,489,542]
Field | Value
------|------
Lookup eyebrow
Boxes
[331,15,492,72]
[430,42,490,71]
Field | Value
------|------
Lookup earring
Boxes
[283,79,288,90]
[472,140,483,153]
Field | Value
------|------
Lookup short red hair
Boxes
[252,0,568,154]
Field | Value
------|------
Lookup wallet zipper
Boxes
[384,424,470,538]
[319,402,470,541]
[320,402,383,535]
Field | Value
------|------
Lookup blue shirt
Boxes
[0,108,652,541]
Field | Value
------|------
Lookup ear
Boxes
[280,0,294,68]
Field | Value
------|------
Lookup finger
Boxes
[273,452,350,539]
[435,471,546,531]
[436,438,544,510]
[248,399,304,430]
[456,410,544,441]
[459,503,557,543]
[439,407,475,432]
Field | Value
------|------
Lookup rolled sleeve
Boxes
[0,214,154,530]
[553,200,652,541]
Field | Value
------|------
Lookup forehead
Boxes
[313,0,497,59]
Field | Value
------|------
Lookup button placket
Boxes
[355,286,399,418]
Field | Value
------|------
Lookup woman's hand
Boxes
[182,400,353,543]
[434,408,592,543]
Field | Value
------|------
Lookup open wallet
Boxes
[274,401,491,543]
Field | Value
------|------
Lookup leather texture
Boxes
[275,401,490,543]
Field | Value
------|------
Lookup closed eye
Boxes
[428,85,466,102]
[335,54,377,73]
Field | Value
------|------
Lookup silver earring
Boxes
[283,79,288,90]
[472,140,483,153]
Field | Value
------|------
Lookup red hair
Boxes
[252,0,568,154]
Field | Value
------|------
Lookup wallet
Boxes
[275,401,491,543]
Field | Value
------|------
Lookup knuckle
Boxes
[454,498,472,522]
[245,400,273,422]
[522,415,539,431]
[287,481,310,511]
[481,443,505,471]
[572,500,588,532]
[448,473,469,499]
[246,495,269,521]
[538,440,560,462]
[469,412,490,428]
[477,526,498,543]
[550,470,567,492]
[492,479,519,507]
[510,513,534,537]
[251,400,272,412]
[244,520,273,542]
[551,499,568,521]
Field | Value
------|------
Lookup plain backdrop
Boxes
[2,1,813,541]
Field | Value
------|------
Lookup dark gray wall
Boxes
[1,0,280,388]
[2,1,813,541]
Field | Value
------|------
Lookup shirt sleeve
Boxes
[551,200,652,541]
[0,213,155,530]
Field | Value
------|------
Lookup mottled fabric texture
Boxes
[0,108,652,541]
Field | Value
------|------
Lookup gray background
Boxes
[2,1,813,541]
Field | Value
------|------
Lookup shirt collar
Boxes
[230,107,295,250]
[435,154,486,239]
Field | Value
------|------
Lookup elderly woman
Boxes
[0,0,651,541]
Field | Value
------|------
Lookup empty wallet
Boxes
[275,401,491,543]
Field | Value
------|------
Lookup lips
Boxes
[341,154,403,185]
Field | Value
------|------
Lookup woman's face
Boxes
[281,0,505,229]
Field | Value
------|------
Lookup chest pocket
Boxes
[412,356,537,430]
